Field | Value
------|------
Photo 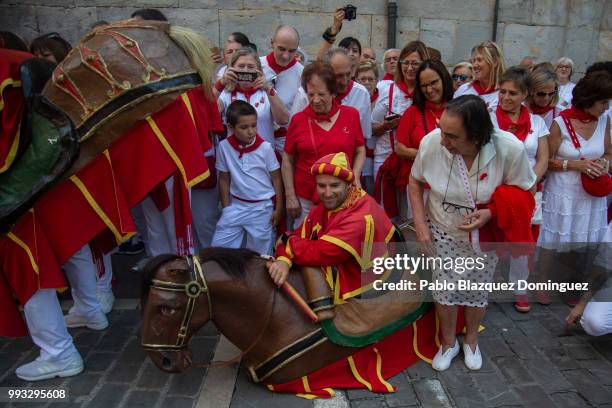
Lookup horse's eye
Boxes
[159,305,177,316]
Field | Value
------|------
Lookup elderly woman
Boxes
[455,42,506,112]
[409,95,536,371]
[555,57,575,108]
[528,68,566,128]
[217,47,289,146]
[372,41,430,219]
[538,72,612,304]
[492,66,550,312]
[452,62,474,91]
[283,62,366,228]
[395,59,454,215]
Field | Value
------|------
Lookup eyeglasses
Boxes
[399,60,422,68]
[384,57,399,62]
[557,65,572,70]
[452,74,470,81]
[442,201,475,216]
[535,90,557,97]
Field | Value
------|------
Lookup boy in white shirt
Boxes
[211,101,283,255]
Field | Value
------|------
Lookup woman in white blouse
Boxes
[528,68,566,129]
[409,95,536,372]
[555,57,576,108]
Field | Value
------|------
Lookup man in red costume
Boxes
[268,152,395,303]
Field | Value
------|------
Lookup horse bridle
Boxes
[142,254,212,352]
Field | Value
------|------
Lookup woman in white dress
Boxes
[528,68,566,129]
[538,71,612,304]
[554,57,575,108]
[491,66,549,313]
[454,41,506,113]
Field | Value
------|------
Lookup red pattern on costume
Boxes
[284,106,364,202]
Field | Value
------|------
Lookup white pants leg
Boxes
[63,245,103,318]
[141,178,177,256]
[211,204,246,250]
[581,299,612,336]
[509,255,530,294]
[96,249,115,295]
[191,188,221,250]
[24,289,77,361]
[244,201,275,255]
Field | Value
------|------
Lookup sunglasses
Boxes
[535,90,557,97]
[452,74,470,81]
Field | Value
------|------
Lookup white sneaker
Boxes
[16,352,83,381]
[431,339,460,371]
[463,342,482,370]
[64,311,108,330]
[97,290,115,314]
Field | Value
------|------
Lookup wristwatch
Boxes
[562,159,568,171]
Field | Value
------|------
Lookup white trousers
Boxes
[581,282,612,336]
[96,249,115,295]
[191,187,221,250]
[141,178,178,256]
[509,255,530,294]
[211,199,275,255]
[24,244,100,361]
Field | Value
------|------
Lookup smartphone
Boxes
[235,71,258,82]
[384,113,401,121]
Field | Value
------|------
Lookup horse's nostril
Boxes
[162,356,172,370]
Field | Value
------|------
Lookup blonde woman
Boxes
[528,68,566,128]
[454,41,506,112]
[555,57,576,108]
[452,61,474,91]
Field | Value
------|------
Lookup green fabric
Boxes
[320,301,431,348]
[0,112,65,212]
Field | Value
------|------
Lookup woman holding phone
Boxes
[217,47,289,144]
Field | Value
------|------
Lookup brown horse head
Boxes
[140,248,261,373]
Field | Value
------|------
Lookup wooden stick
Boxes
[281,282,318,323]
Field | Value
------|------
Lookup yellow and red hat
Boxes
[310,152,354,183]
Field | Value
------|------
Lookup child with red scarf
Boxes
[211,101,283,255]
[491,67,549,312]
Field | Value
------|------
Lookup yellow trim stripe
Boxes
[0,121,21,173]
[276,256,293,268]
[147,116,193,187]
[266,384,274,391]
[363,215,374,265]
[320,235,365,268]
[374,347,395,392]
[0,78,22,112]
[340,267,391,300]
[69,175,131,244]
[295,393,318,400]
[7,231,39,275]
[302,376,311,392]
[285,239,293,258]
[180,93,196,126]
[323,388,336,397]
[333,166,341,176]
[348,356,373,391]
[412,321,432,364]
[385,225,396,243]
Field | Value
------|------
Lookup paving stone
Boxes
[30,376,66,388]
[88,383,128,408]
[543,347,581,370]
[106,362,143,384]
[470,371,521,406]
[347,386,385,400]
[162,396,196,408]
[478,336,515,358]
[65,373,102,397]
[445,383,487,408]
[405,361,438,380]
[0,373,30,388]
[412,379,453,408]
[550,391,590,408]
[137,362,170,389]
[502,328,541,360]
[517,320,560,347]
[49,402,82,408]
[230,366,311,408]
[562,369,612,406]
[385,373,418,407]
[493,356,535,385]
[123,390,161,408]
[108,310,140,328]
[1,338,36,353]
[84,352,116,372]
[73,331,103,347]
[118,338,147,364]
[350,398,386,408]
[522,358,575,394]
[482,308,516,331]
[167,367,207,396]
[513,384,557,408]
[0,351,24,374]
[437,362,473,390]
[564,343,601,360]
[498,302,533,322]
[588,336,612,363]
[95,329,132,352]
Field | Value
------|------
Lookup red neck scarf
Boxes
[472,80,496,95]
[560,106,598,123]
[232,86,258,102]
[303,100,341,122]
[335,80,354,103]
[395,81,414,99]
[370,87,379,104]
[265,52,297,74]
[227,134,264,158]
[530,104,554,115]
[383,72,394,81]
[496,105,531,142]
[425,100,445,117]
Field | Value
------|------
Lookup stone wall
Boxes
[1,0,610,74]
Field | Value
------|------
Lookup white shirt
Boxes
[260,56,303,114]
[291,81,372,140]
[490,112,550,168]
[535,104,566,129]
[216,138,279,201]
[454,82,499,113]
[216,65,227,80]
[219,89,275,145]
[411,128,536,240]
[371,83,413,161]
[558,82,576,108]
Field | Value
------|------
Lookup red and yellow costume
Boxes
[270,153,457,397]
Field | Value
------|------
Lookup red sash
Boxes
[471,80,496,95]
[227,134,264,158]
[496,105,531,142]
[265,52,297,74]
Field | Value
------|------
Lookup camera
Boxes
[343,4,357,21]
[235,71,258,83]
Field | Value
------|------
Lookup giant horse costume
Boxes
[0,21,455,398]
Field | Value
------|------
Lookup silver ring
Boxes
[587,169,592,174]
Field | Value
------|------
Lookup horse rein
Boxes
[142,254,277,369]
